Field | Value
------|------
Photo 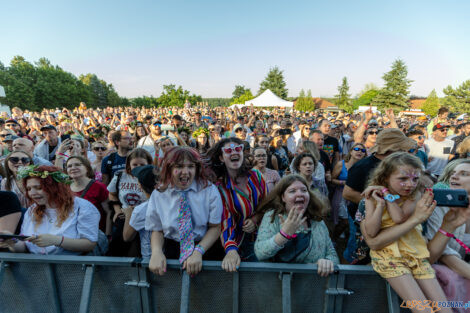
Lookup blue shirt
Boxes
[101,152,127,178]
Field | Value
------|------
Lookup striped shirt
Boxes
[218,169,267,253]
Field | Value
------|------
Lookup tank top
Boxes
[338,160,348,181]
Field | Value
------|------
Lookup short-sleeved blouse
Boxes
[21,197,100,255]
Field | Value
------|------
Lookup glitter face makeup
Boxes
[388,166,421,196]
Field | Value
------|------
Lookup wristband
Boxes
[56,236,65,247]
[438,229,470,254]
[57,152,69,158]
[381,188,389,194]
[384,194,400,202]
[195,244,205,255]
[279,229,297,240]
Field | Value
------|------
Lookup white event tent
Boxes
[244,89,293,107]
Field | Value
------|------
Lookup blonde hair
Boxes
[300,140,320,163]
[456,137,470,155]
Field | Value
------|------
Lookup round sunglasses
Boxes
[222,144,243,154]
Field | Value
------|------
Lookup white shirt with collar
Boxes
[145,180,223,242]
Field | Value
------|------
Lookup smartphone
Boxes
[279,129,292,136]
[0,234,29,241]
[433,189,469,208]
[160,124,175,131]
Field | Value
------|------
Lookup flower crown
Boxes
[192,127,209,138]
[17,165,72,185]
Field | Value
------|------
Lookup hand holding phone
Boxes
[433,189,469,208]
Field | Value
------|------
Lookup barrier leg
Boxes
[180,271,190,313]
[79,265,95,313]
[282,273,292,313]
[324,274,338,313]
[0,261,6,287]
[232,271,239,313]
[46,264,61,313]
[138,267,153,313]
[386,282,400,313]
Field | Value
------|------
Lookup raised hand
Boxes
[279,208,307,236]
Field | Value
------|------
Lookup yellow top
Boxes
[370,201,429,259]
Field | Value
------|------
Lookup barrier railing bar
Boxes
[78,265,95,313]
[282,273,292,313]
[138,267,153,313]
[386,282,400,313]
[46,264,61,313]
[0,253,138,266]
[0,261,6,288]
[180,271,190,313]
[324,274,337,313]
[232,271,239,313]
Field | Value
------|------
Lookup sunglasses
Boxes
[369,124,378,128]
[93,147,107,151]
[222,144,243,154]
[368,131,378,135]
[438,128,448,132]
[0,134,8,137]
[9,157,30,164]
[353,147,367,153]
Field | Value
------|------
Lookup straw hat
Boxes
[369,128,416,155]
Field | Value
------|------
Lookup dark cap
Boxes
[40,125,57,132]
[5,119,19,125]
[131,165,157,192]
[432,123,449,132]
[4,134,20,142]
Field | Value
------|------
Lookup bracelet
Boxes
[381,188,389,194]
[57,236,64,247]
[57,152,69,158]
[279,229,297,240]
[438,229,470,254]
[195,244,205,255]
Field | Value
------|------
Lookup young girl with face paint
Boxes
[362,152,452,313]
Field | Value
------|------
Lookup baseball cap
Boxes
[5,119,19,125]
[131,165,157,192]
[432,123,449,132]
[4,134,20,142]
[233,124,244,132]
[40,125,57,132]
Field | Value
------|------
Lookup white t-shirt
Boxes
[145,181,223,242]
[424,137,454,175]
[107,171,146,209]
[21,197,100,255]
[129,200,151,258]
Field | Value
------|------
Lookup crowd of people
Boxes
[0,102,469,311]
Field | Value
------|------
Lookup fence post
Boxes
[0,261,6,287]
[180,271,190,313]
[386,282,400,313]
[138,266,153,313]
[281,273,292,313]
[79,265,95,313]
[46,264,61,313]
[232,271,239,313]
[324,273,338,313]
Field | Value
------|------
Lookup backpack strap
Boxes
[106,152,117,176]
[80,179,95,198]
[115,171,123,200]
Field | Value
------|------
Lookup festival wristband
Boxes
[279,229,297,240]
[384,194,400,203]
[195,244,205,255]
[438,229,470,254]
[56,236,65,247]
[57,152,69,158]
[381,188,389,194]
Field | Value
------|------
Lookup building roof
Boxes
[313,98,335,109]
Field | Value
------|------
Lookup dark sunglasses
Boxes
[0,134,8,137]
[9,157,30,164]
[353,147,367,153]
[369,124,378,128]
[368,131,379,135]
[438,128,448,132]
[93,147,107,151]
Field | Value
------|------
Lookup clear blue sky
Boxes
[1,0,469,99]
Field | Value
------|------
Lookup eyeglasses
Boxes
[9,157,30,164]
[368,131,378,135]
[222,144,243,154]
[93,147,107,151]
[353,147,367,153]
[6,124,17,128]
[438,129,448,132]
[369,124,378,128]
[254,154,267,158]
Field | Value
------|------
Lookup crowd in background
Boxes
[0,102,470,312]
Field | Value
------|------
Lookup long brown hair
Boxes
[257,174,327,223]
[4,151,32,191]
[23,166,75,228]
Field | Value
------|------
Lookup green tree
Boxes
[357,83,379,97]
[258,66,288,99]
[421,89,440,116]
[335,77,352,112]
[231,90,254,105]
[351,89,379,112]
[295,89,316,112]
[372,59,412,110]
[157,84,202,108]
[442,80,470,113]
[131,96,159,107]
[232,85,251,99]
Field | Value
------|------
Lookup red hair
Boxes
[23,166,75,228]
[159,146,213,191]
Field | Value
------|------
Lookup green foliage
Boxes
[0,55,125,110]
[421,89,440,116]
[203,98,231,107]
[351,89,379,112]
[157,84,202,108]
[335,77,352,112]
[357,83,379,97]
[131,96,159,107]
[372,59,413,110]
[295,89,316,112]
[232,85,251,99]
[231,90,254,105]
[442,80,470,113]
[258,66,288,99]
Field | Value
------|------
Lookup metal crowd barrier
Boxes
[0,253,401,313]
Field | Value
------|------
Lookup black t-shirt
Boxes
[319,150,332,172]
[345,155,381,217]
[323,136,339,161]
[0,191,22,218]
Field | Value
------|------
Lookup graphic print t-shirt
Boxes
[107,172,146,209]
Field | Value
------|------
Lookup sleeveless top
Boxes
[338,160,348,181]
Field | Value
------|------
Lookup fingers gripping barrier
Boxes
[0,253,398,313]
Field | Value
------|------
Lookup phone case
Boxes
[433,188,469,208]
